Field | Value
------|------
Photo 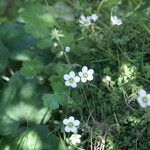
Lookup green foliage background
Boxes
[0,0,150,150]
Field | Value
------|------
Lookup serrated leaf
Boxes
[49,76,69,107]
[42,94,59,110]
[20,2,56,38]
[54,63,73,77]
[50,76,69,94]
[20,58,44,78]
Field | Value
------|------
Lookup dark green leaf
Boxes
[42,94,59,110]
[0,40,9,73]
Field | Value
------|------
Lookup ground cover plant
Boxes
[0,0,150,149]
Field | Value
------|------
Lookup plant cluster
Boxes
[0,0,150,150]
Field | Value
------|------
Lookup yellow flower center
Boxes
[83,73,88,78]
[69,78,74,83]
[68,122,74,127]
[142,96,148,103]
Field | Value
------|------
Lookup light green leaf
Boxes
[0,73,51,135]
[20,2,56,38]
[0,125,60,150]
[20,58,44,78]
[0,114,20,136]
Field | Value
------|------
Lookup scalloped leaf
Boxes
[20,2,56,38]
[0,125,62,150]
[42,94,59,110]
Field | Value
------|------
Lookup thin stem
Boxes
[58,39,71,64]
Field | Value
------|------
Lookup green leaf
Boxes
[0,125,60,150]
[0,73,51,135]
[0,40,9,73]
[20,2,56,38]
[20,58,44,78]
[0,114,20,136]
[42,94,59,110]
[54,63,73,77]
[50,76,69,94]
[51,2,75,22]
[49,76,69,107]
[10,49,33,61]
[37,36,52,49]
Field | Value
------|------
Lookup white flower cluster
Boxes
[137,89,150,108]
[63,66,94,88]
[63,116,81,145]
[79,14,98,27]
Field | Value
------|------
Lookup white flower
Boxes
[79,14,98,27]
[54,42,58,47]
[69,134,81,145]
[91,14,98,22]
[51,28,64,40]
[63,116,80,133]
[78,66,94,83]
[65,47,70,52]
[137,89,150,108]
[79,15,92,27]
[63,71,80,88]
[111,16,122,26]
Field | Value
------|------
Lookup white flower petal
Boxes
[81,77,87,83]
[71,82,77,88]
[111,16,122,26]
[147,94,150,101]
[77,134,81,138]
[88,69,94,75]
[74,76,80,82]
[70,126,77,133]
[63,74,69,80]
[78,71,83,77]
[68,116,75,122]
[139,102,147,108]
[91,14,98,22]
[147,94,150,106]
[76,139,81,144]
[82,66,88,72]
[139,89,146,97]
[80,15,86,21]
[63,119,69,125]
[137,97,147,108]
[65,126,71,132]
[73,120,80,126]
[69,71,75,77]
[87,75,93,81]
[65,81,70,86]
